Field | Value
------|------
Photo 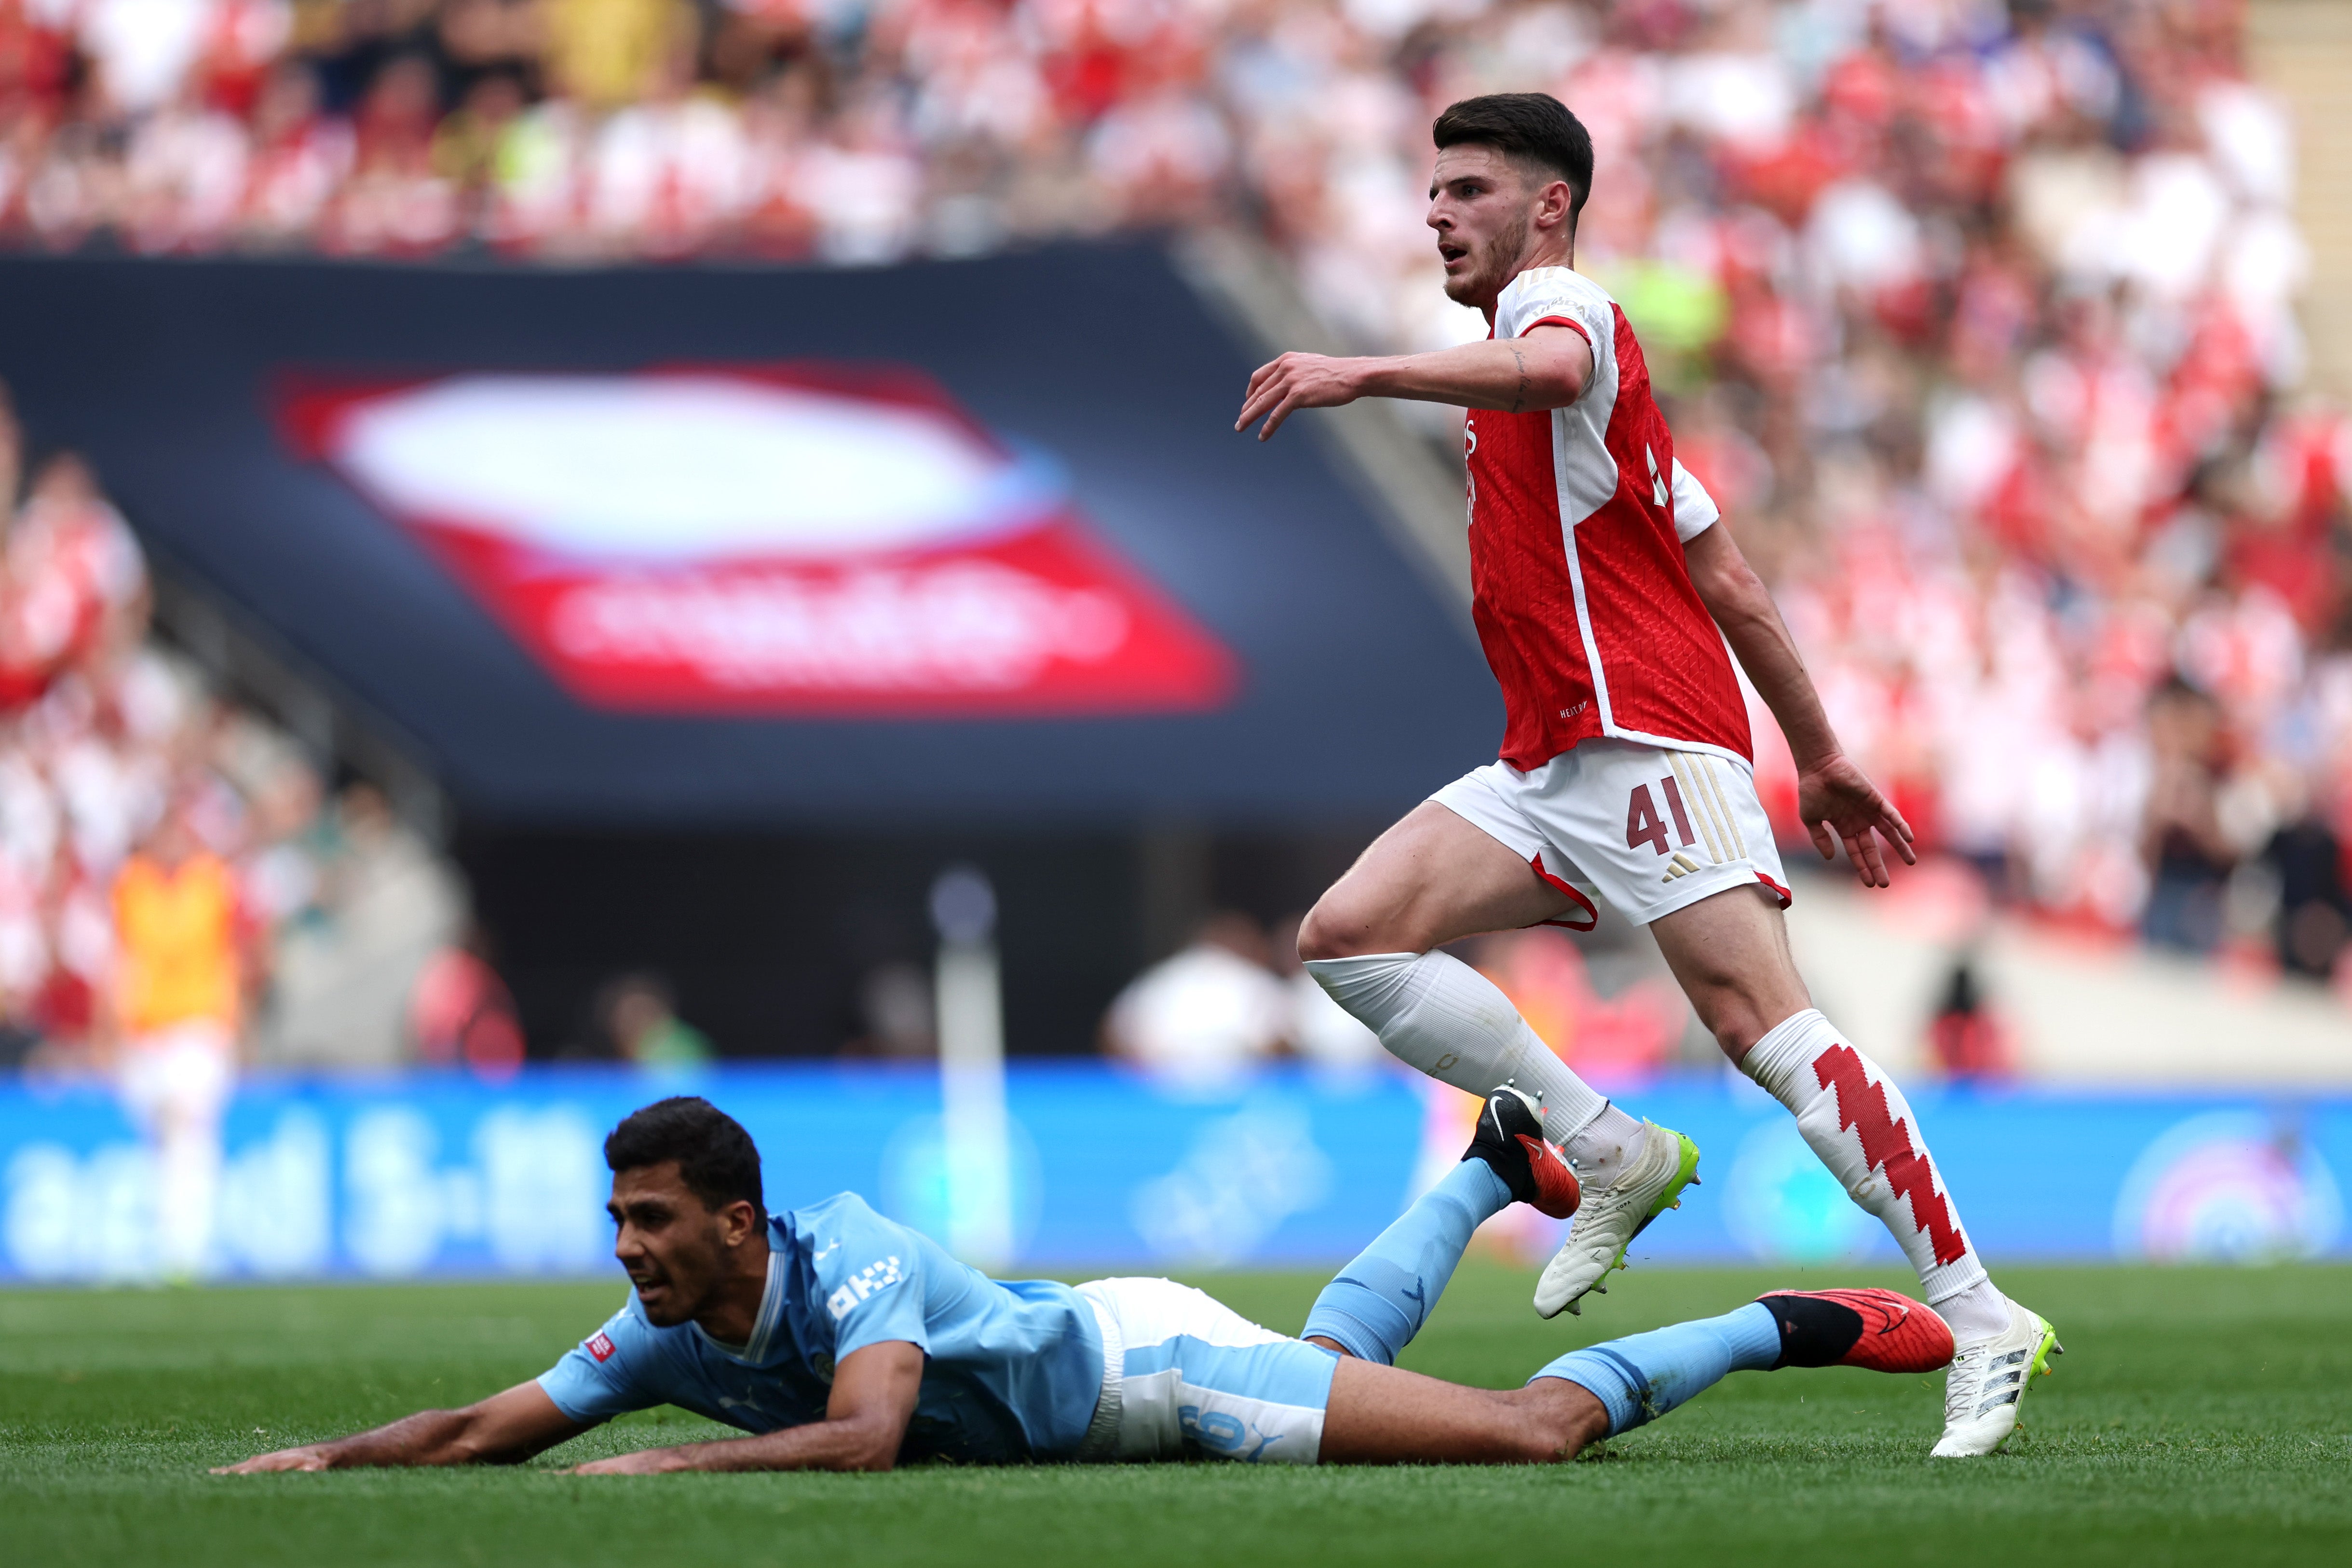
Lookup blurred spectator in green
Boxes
[597,968,713,1072]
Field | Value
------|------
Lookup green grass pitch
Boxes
[4,1261,2348,1567]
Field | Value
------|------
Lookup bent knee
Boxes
[1681,976,1798,1062]
[1705,1009,1771,1062]
[1510,1385,1606,1462]
[1296,900,1395,963]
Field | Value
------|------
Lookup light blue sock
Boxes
[1302,1159,1512,1363]
[1530,1302,1782,1436]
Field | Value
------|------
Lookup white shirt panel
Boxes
[1492,267,1621,529]
[1670,458,1720,542]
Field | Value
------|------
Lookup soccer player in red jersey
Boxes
[1235,93,2057,1457]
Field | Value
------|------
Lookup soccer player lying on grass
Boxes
[219,1096,1964,1476]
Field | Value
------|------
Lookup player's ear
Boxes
[1537,178,1573,231]
[718,1198,761,1247]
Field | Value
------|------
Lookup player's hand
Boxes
[566,1447,687,1476]
[214,1445,332,1474]
[1795,751,1915,889]
[1235,352,1368,440]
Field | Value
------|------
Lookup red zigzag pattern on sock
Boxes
[1811,1043,1967,1266]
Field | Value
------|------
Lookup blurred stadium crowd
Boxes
[0,383,495,1078]
[1,0,2346,987]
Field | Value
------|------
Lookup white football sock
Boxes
[1740,1008,1998,1330]
[1305,951,1611,1147]
[1560,1101,1646,1186]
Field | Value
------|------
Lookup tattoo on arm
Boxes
[1508,344,1528,413]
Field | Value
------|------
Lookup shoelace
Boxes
[1563,1165,1652,1254]
[1945,1342,2031,1423]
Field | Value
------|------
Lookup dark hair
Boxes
[1432,93,1595,230]
[604,1097,764,1214]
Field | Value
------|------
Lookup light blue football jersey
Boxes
[538,1192,1104,1464]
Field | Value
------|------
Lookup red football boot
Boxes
[1464,1087,1581,1219]
[1755,1287,1956,1374]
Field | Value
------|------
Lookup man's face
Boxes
[1427,144,1562,311]
[608,1162,739,1327]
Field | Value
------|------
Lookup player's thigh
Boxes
[1299,800,1574,958]
[1647,884,1812,1058]
[1082,1278,1335,1464]
[1318,1357,1595,1464]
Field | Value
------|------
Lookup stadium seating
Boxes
[0,0,2342,974]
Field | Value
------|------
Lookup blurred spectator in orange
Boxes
[107,782,254,1279]
[1102,910,1285,1087]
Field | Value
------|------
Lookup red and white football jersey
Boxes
[1465,267,1751,771]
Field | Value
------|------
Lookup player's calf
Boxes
[1302,1087,1569,1362]
[1316,1357,1609,1465]
[1526,1287,1952,1447]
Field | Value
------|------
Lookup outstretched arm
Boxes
[1236,323,1593,441]
[1681,523,1915,887]
[215,1381,585,1473]
[569,1339,924,1475]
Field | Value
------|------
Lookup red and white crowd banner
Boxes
[278,367,1237,716]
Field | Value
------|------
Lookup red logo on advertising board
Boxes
[586,1332,616,1363]
[278,367,1237,717]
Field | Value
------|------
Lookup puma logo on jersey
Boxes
[1645,445,1668,507]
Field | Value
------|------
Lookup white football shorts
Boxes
[1432,737,1791,929]
[1072,1276,1336,1465]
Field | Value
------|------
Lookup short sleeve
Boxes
[808,1202,930,1362]
[1499,270,1609,350]
[1670,459,1721,543]
[537,1302,660,1424]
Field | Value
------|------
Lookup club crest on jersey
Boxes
[586,1332,616,1363]
[825,1255,905,1320]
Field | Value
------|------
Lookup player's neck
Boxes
[692,1229,774,1347]
[1482,236,1576,320]
[1518,232,1574,280]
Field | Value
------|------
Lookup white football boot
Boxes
[1533,1119,1701,1318]
[1930,1296,2063,1457]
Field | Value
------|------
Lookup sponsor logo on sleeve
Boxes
[824,1256,905,1321]
[586,1332,617,1363]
